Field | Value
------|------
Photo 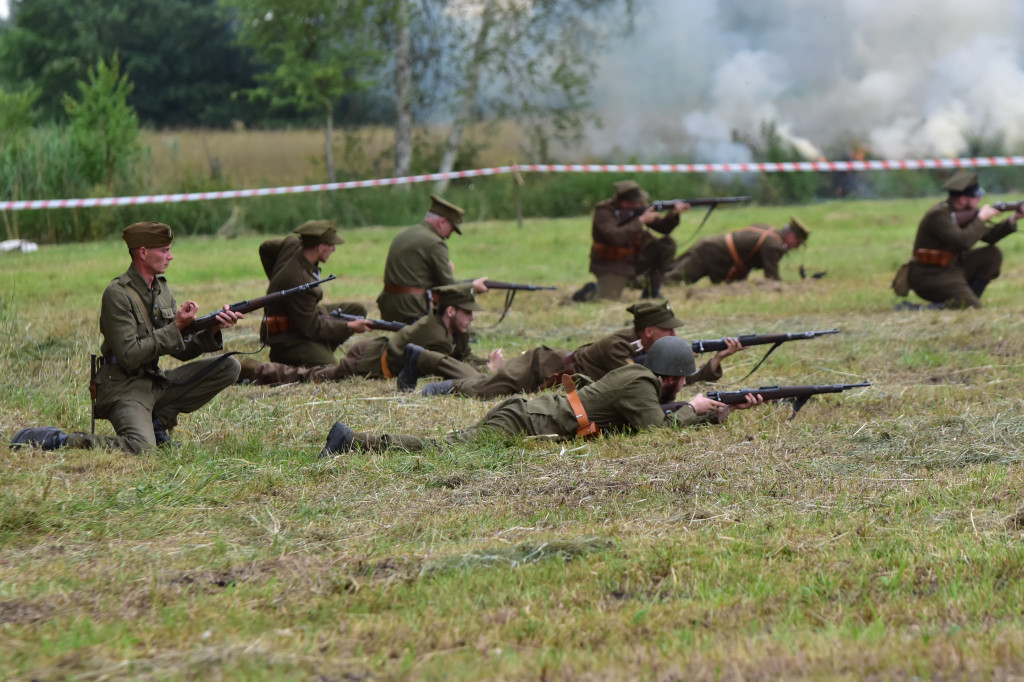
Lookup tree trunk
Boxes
[393,0,413,182]
[433,0,495,195]
[324,105,336,183]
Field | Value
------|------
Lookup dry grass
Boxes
[142,121,534,189]
[3,198,1024,679]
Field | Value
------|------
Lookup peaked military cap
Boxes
[429,194,465,234]
[627,300,684,330]
[122,221,173,249]
[433,282,484,312]
[943,170,985,198]
[787,216,810,242]
[293,219,344,245]
[614,180,647,203]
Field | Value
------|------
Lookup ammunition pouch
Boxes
[592,238,642,262]
[912,248,957,267]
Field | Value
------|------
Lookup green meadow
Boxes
[3,195,1024,680]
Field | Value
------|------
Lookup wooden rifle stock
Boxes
[180,274,337,335]
[662,382,870,421]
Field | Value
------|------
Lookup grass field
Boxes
[3,197,1024,680]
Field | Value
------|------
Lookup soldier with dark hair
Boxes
[667,217,810,284]
[321,336,760,456]
[11,222,242,453]
[893,171,1022,309]
[261,220,373,367]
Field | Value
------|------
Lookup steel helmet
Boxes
[643,336,697,378]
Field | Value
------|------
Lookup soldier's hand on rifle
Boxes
[472,277,489,293]
[639,206,660,225]
[708,337,745,373]
[346,318,374,334]
[669,201,690,216]
[175,300,200,330]
[487,348,504,372]
[1013,206,1024,224]
[687,393,727,417]
[212,304,243,331]
[729,393,763,411]
[978,205,1001,222]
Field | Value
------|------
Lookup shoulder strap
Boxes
[562,374,599,439]
[124,282,155,337]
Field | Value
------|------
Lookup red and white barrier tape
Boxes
[2,156,1022,212]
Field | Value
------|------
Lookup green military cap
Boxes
[627,300,684,330]
[122,221,173,249]
[433,282,484,311]
[942,170,985,197]
[614,179,647,203]
[787,216,810,242]
[293,219,344,245]
[429,194,465,235]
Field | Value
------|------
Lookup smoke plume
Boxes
[587,0,1024,161]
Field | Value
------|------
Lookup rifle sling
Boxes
[739,341,783,381]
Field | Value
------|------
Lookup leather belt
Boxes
[379,350,394,378]
[562,374,599,439]
[384,284,427,295]
[912,248,957,267]
[592,240,640,261]
[264,315,292,334]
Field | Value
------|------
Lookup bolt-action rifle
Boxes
[456,279,558,326]
[330,311,405,332]
[662,382,870,421]
[992,201,1024,212]
[617,195,752,230]
[693,328,840,380]
[180,274,337,335]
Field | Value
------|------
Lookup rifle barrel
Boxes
[691,328,839,353]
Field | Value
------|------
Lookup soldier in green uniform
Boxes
[238,283,503,391]
[10,222,242,454]
[419,299,743,399]
[573,180,690,302]
[320,336,761,455]
[893,171,1022,309]
[376,194,488,323]
[261,220,373,366]
[667,217,809,284]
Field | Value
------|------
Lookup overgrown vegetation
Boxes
[3,198,1024,679]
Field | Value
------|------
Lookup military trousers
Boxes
[908,245,1002,309]
[450,347,570,398]
[79,355,241,454]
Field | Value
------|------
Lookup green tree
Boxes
[407,0,633,193]
[224,0,384,182]
[0,0,261,127]
[62,55,141,193]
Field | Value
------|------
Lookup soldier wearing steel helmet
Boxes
[260,219,373,367]
[320,336,760,456]
[894,171,1023,309]
[667,217,810,285]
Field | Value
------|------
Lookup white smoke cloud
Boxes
[587,0,1024,161]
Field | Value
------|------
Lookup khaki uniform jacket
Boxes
[264,237,355,363]
[590,198,680,277]
[677,226,788,282]
[355,313,487,377]
[94,267,223,418]
[376,221,456,323]
[571,327,721,384]
[477,363,712,440]
[907,202,1016,306]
